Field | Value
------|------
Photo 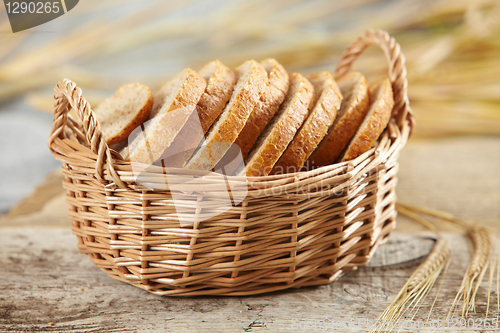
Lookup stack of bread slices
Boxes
[94,59,394,177]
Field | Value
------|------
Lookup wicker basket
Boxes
[48,29,415,296]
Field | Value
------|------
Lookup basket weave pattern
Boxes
[48,29,414,296]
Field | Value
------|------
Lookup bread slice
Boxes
[161,60,236,168]
[184,60,268,171]
[271,72,342,174]
[94,83,153,145]
[242,73,315,177]
[197,60,238,134]
[340,78,394,162]
[234,58,289,157]
[307,72,370,168]
[125,68,207,164]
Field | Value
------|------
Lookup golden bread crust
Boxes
[271,72,341,174]
[184,60,268,170]
[126,68,207,164]
[163,60,236,168]
[243,72,315,177]
[340,78,394,161]
[307,72,370,167]
[197,60,237,134]
[234,58,289,157]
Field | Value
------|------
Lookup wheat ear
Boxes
[371,206,451,332]
[397,202,496,319]
[371,238,450,332]
[449,225,491,318]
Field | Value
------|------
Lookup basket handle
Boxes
[48,78,126,188]
[335,29,415,135]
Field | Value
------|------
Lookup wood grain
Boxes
[396,136,500,234]
[0,228,492,332]
[1,136,499,332]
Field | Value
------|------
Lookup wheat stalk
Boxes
[397,202,497,319]
[450,225,491,318]
[407,238,450,292]
[395,204,440,233]
[369,205,452,332]
[485,245,497,319]
[371,237,451,333]
[396,202,468,229]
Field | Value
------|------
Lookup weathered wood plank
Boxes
[0,228,493,332]
[396,137,500,233]
[1,137,499,332]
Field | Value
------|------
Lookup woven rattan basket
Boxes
[48,29,415,296]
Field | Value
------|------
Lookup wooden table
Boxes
[1,137,499,332]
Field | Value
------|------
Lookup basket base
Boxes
[78,219,395,297]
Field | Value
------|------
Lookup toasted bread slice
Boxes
[307,72,370,168]
[234,58,289,157]
[242,73,315,177]
[184,60,268,170]
[271,72,342,174]
[162,60,236,168]
[94,83,153,145]
[340,78,394,162]
[125,68,207,164]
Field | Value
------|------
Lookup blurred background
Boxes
[0,0,499,213]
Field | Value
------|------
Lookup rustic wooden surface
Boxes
[1,136,499,332]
